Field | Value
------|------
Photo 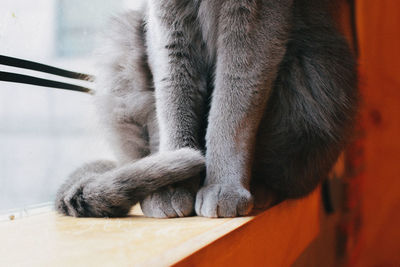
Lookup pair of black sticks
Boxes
[0,55,95,94]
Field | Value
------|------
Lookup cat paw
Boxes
[195,184,254,218]
[55,162,129,218]
[56,179,93,217]
[140,186,195,218]
[56,179,130,218]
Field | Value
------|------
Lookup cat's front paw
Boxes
[195,184,254,218]
[140,186,195,218]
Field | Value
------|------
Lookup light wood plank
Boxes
[0,189,320,267]
[175,188,320,266]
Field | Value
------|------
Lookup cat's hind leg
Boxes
[253,21,358,200]
[95,10,159,162]
[56,149,204,217]
[56,10,156,217]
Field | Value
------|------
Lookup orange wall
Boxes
[352,0,400,265]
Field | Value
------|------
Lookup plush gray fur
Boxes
[55,149,205,217]
[56,0,358,218]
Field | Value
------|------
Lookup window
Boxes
[56,0,122,57]
[0,0,143,214]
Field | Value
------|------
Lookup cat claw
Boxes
[195,184,254,218]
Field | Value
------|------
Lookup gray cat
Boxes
[56,0,358,218]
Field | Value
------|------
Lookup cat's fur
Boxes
[56,0,358,218]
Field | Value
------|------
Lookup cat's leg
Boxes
[57,149,205,217]
[56,8,206,218]
[56,10,157,216]
[57,93,159,217]
[140,1,208,218]
[95,10,159,162]
[252,18,358,199]
[196,1,292,218]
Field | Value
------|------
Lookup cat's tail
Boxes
[55,148,204,217]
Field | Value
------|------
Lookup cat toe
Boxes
[59,184,89,217]
[171,187,195,217]
[56,180,99,217]
[55,196,69,216]
[141,186,195,218]
[195,184,254,218]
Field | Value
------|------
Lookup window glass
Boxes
[56,0,122,57]
[0,0,143,214]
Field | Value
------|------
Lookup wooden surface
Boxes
[350,0,400,265]
[0,189,320,267]
[175,188,320,267]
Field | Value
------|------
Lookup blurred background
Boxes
[0,0,143,213]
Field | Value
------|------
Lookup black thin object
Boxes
[322,179,335,214]
[348,0,359,58]
[0,55,94,81]
[0,71,94,94]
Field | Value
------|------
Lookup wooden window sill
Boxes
[0,188,320,266]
